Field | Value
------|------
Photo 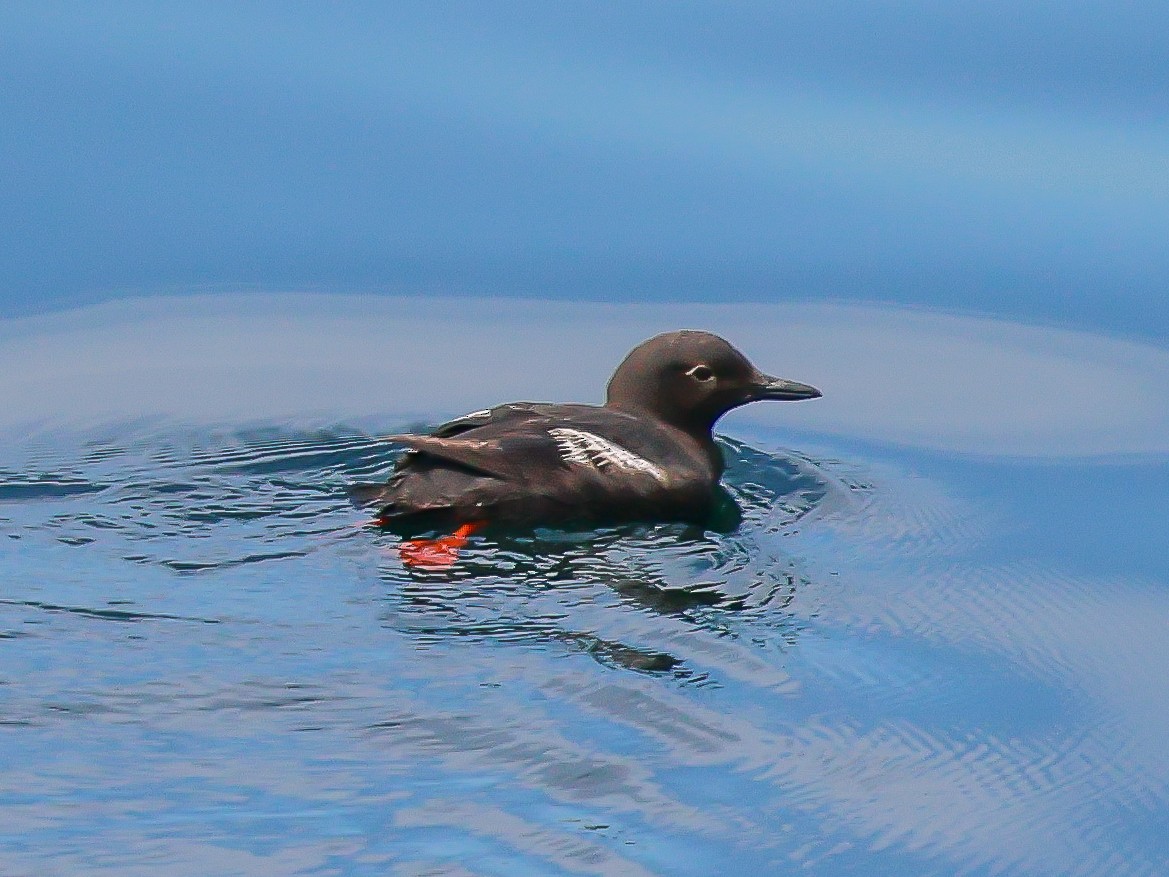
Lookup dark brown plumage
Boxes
[351,330,821,534]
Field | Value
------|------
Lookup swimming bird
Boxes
[351,330,821,566]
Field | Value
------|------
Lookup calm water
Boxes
[4,6,1166,872]
[1,297,1167,876]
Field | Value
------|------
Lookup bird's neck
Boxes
[606,397,722,438]
[605,400,724,474]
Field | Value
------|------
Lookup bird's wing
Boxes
[383,431,563,481]
[350,408,568,511]
[429,402,551,438]
[364,403,552,490]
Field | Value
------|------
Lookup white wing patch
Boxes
[548,428,669,485]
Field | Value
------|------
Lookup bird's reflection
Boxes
[373,438,827,679]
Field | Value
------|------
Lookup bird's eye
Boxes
[686,364,715,382]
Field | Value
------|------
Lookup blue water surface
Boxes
[1,296,1167,876]
[2,3,1167,338]
[2,4,1168,875]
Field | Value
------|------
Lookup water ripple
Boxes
[1,421,1166,875]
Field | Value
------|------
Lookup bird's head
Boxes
[605,330,821,434]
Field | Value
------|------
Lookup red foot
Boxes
[398,522,485,569]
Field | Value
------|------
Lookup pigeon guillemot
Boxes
[352,330,821,566]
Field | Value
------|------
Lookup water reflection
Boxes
[372,438,825,682]
[1,299,1168,875]
[2,294,1169,457]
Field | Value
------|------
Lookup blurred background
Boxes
[2,1,1166,339]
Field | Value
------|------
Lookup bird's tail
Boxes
[345,482,392,508]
